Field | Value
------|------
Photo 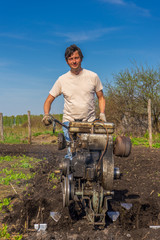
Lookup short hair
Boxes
[65,44,84,61]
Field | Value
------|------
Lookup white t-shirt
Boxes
[49,69,103,122]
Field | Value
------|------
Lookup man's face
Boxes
[66,50,82,71]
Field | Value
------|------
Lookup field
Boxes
[0,139,160,240]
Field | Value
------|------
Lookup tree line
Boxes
[3,115,28,126]
[2,114,63,127]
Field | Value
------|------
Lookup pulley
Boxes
[114,136,132,157]
[102,135,114,191]
[62,174,74,207]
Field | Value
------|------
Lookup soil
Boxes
[0,142,160,240]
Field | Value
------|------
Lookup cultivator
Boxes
[55,120,131,226]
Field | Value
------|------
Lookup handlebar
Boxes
[53,119,69,129]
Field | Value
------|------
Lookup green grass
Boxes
[33,130,52,137]
[0,114,63,144]
[153,142,160,148]
[0,131,28,144]
[0,156,14,162]
[0,128,63,144]
[0,154,43,239]
[0,155,41,185]
[131,132,160,148]
[20,162,32,168]
[52,130,63,137]
[0,224,22,240]
[49,172,58,181]
[0,170,34,185]
[0,198,11,211]
[48,172,60,190]
[113,132,160,148]
[131,137,149,147]
[33,130,63,137]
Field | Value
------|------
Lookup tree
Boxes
[136,65,160,132]
[105,64,160,134]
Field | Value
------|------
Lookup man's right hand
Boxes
[42,114,54,126]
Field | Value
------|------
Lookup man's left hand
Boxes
[99,113,106,122]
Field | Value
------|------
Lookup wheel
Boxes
[58,133,66,150]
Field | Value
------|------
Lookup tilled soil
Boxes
[0,143,160,240]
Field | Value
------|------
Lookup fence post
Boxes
[148,99,152,148]
[0,113,4,141]
[28,111,31,144]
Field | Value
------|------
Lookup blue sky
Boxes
[0,0,160,116]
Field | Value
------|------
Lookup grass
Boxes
[0,198,11,211]
[0,155,42,239]
[33,129,63,137]
[131,132,160,148]
[131,137,149,147]
[0,156,14,162]
[0,155,41,186]
[1,130,160,148]
[1,127,28,144]
[0,171,34,185]
[48,172,60,189]
[0,115,63,144]
[0,224,22,240]
[0,155,41,198]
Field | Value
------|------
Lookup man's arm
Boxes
[96,90,106,122]
[42,94,55,126]
[96,90,105,113]
[44,94,55,114]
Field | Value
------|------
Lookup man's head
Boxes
[65,44,83,62]
[65,44,83,73]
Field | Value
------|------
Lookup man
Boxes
[43,44,106,127]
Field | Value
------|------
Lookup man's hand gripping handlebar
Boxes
[42,114,69,130]
[42,114,54,126]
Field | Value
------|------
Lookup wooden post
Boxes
[0,113,4,141]
[148,99,152,148]
[28,111,31,144]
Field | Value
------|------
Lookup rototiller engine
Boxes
[55,120,131,226]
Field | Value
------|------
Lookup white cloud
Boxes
[100,0,126,5]
[99,0,151,17]
[92,48,147,56]
[0,32,26,40]
[0,32,57,46]
[55,27,120,42]
[129,2,151,17]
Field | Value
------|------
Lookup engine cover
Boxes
[71,150,100,179]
